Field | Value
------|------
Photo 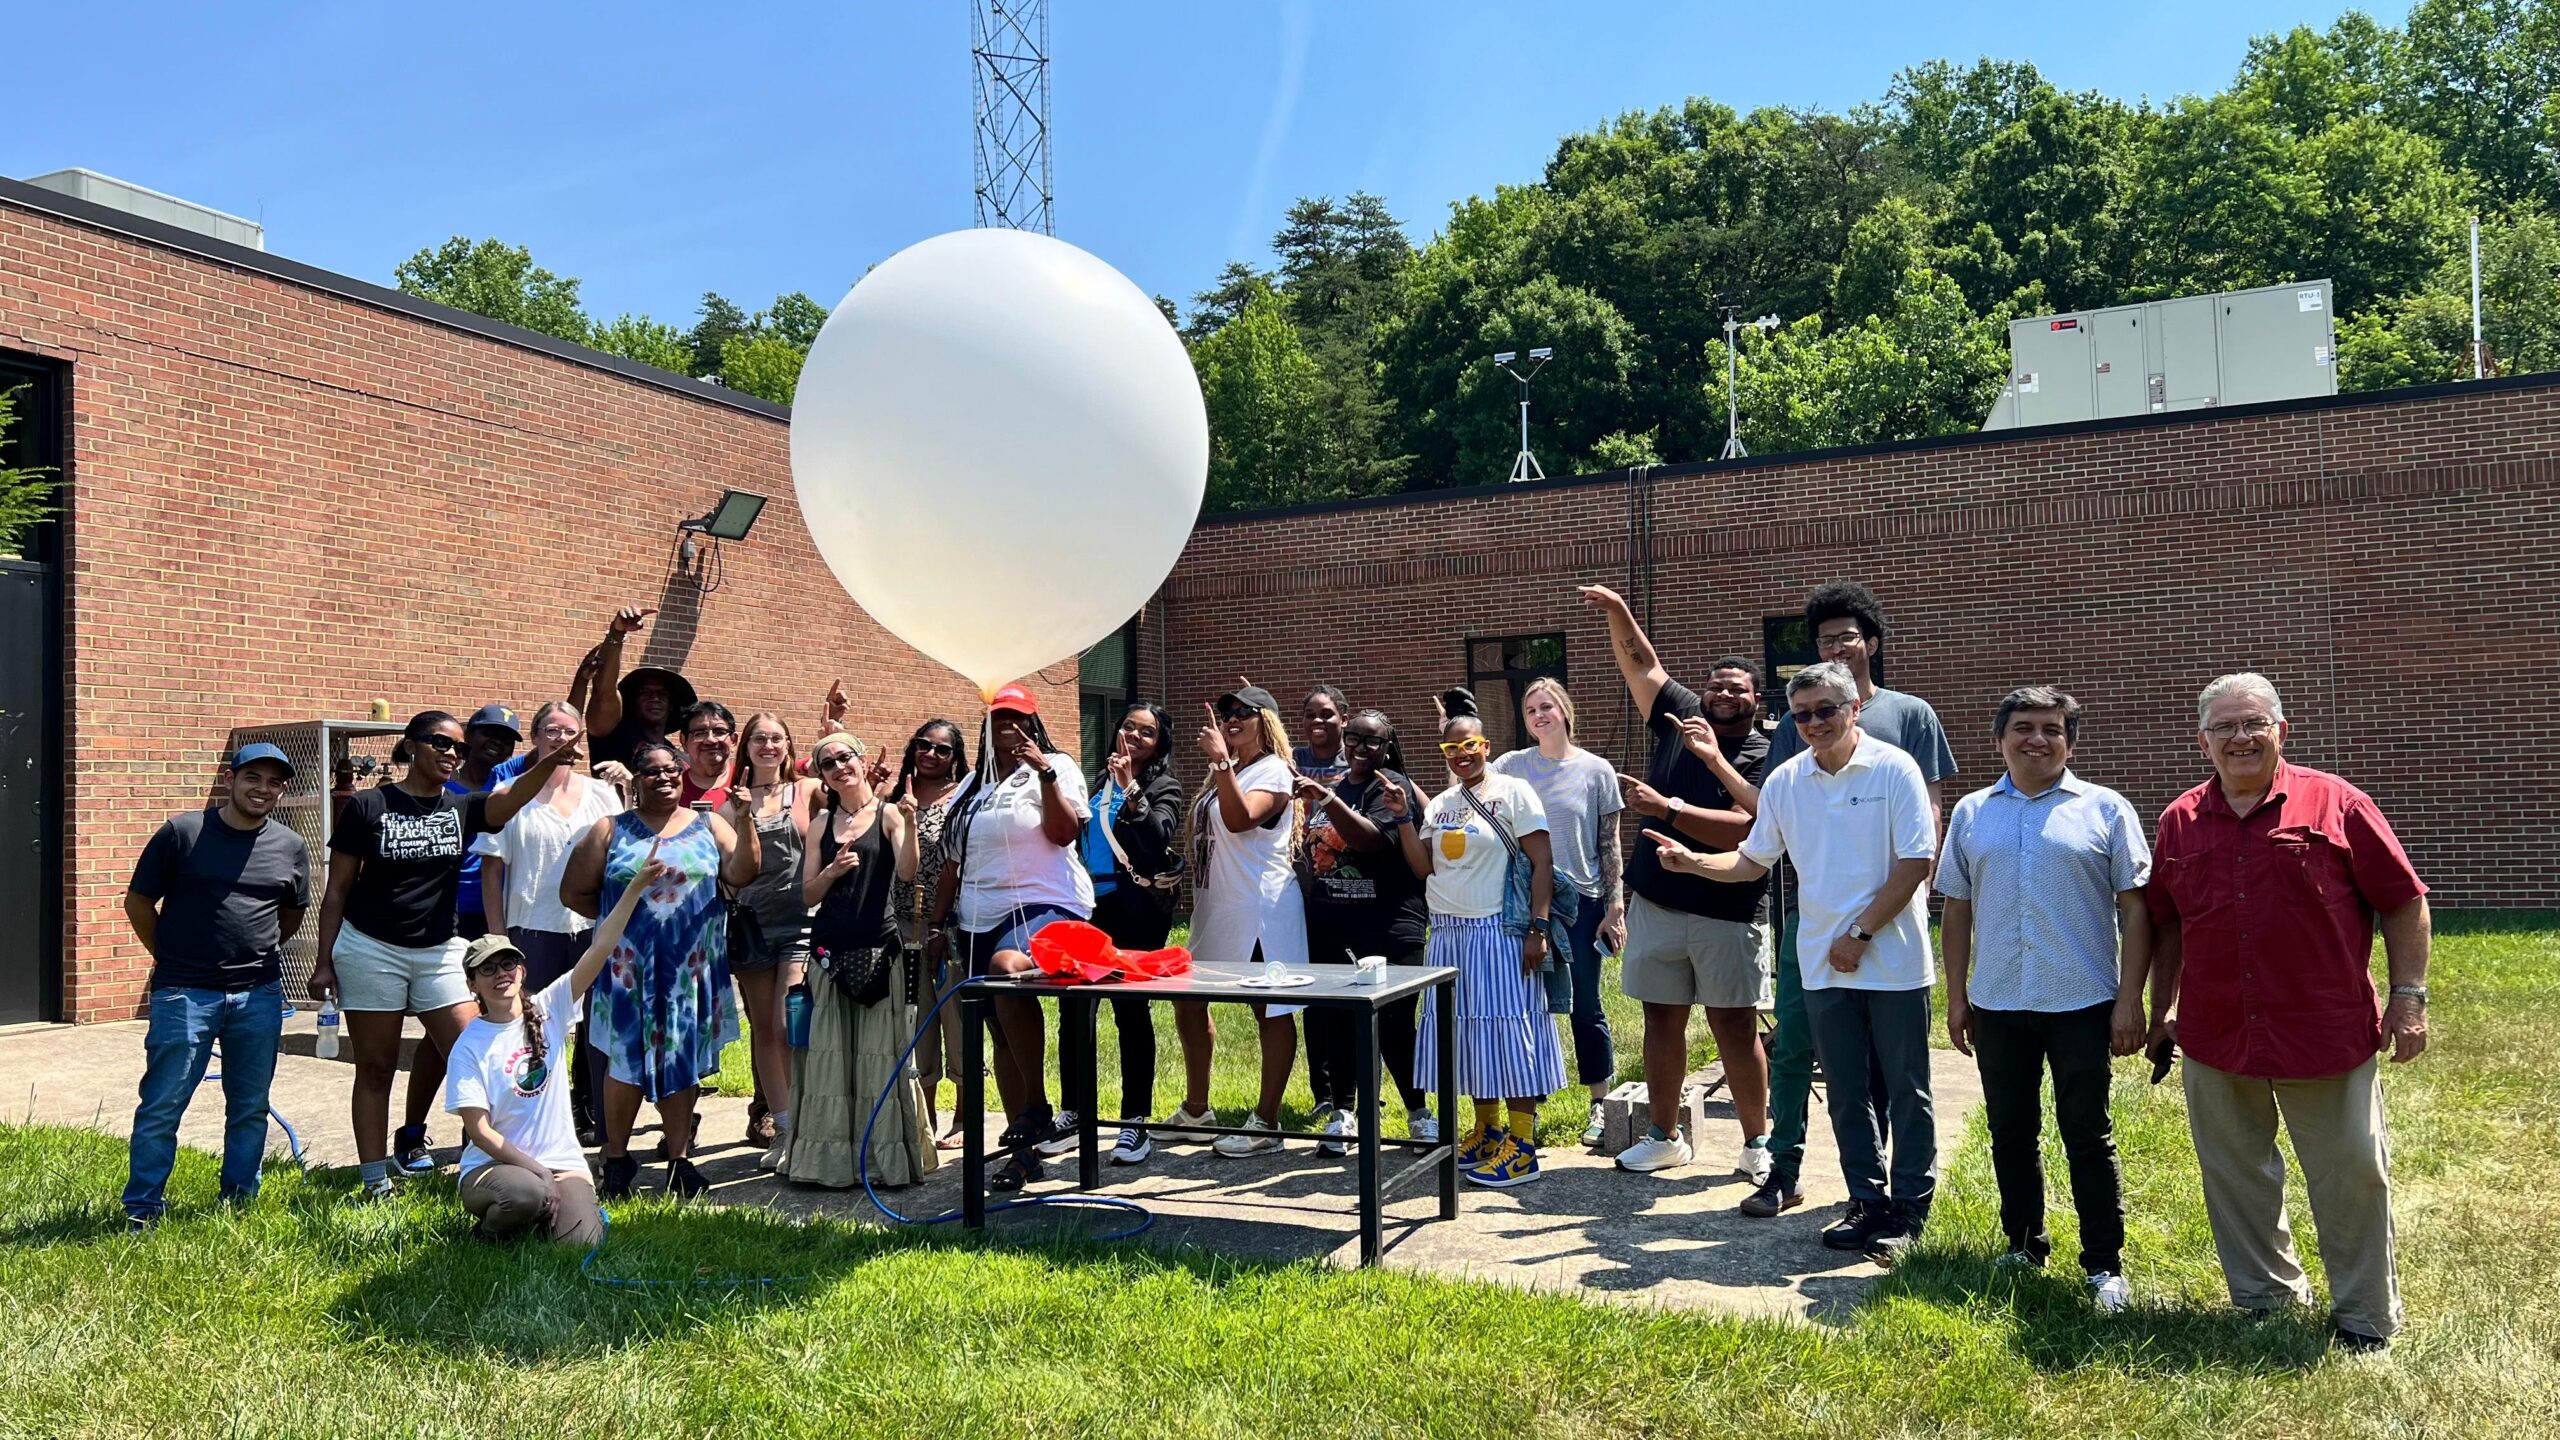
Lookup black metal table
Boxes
[957,962,1458,1264]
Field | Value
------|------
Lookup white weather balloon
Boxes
[790,229,1208,697]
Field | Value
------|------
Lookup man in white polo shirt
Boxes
[1650,661,1939,1258]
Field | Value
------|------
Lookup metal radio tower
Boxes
[971,1,1053,234]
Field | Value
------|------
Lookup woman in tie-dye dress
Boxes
[562,739,760,1200]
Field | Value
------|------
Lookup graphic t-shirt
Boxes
[129,808,312,991]
[953,758,1095,931]
[1625,678,1770,922]
[1300,770,1428,952]
[330,785,496,948]
[443,974,587,1176]
[1419,773,1548,919]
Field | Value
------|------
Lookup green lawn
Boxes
[9,913,2555,1438]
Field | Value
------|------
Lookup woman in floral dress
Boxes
[562,738,761,1199]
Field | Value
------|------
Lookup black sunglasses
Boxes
[1789,701,1848,726]
[1343,731,1388,750]
[413,734,464,755]
[912,739,957,758]
[1216,706,1256,723]
[817,750,861,771]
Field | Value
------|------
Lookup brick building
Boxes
[1150,372,2560,913]
[0,177,1072,1023]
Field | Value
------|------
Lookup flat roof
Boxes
[0,173,789,423]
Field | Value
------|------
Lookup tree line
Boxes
[395,1,2560,513]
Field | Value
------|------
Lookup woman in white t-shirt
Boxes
[1489,677,1625,1147]
[443,842,662,1245]
[1388,689,1565,1189]
[475,701,625,1146]
[923,685,1092,1192]
[1191,684,1312,1158]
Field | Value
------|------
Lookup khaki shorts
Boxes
[333,924,470,1014]
[1618,894,1771,1010]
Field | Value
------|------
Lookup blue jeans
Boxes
[123,981,283,1217]
[1542,897,1615,1089]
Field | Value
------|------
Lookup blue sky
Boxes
[8,1,2360,328]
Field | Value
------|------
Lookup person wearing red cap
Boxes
[925,684,1093,1192]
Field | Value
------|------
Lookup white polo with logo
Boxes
[1737,732,1938,993]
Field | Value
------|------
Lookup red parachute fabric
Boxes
[1026,920,1192,985]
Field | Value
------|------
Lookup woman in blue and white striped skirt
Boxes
[1385,688,1565,1188]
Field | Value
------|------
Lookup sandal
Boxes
[988,1154,1044,1194]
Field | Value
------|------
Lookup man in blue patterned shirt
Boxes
[1936,686,2153,1312]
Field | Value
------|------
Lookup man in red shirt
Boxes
[2139,672,2431,1353]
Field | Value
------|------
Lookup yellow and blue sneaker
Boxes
[1463,1133,1542,1189]
[1457,1126,1498,1168]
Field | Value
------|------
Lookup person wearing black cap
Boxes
[121,743,311,1230]
[386,701,522,1176]
[1191,683,1312,1160]
[581,605,698,771]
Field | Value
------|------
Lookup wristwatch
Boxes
[1035,765,1057,784]
[2389,984,2428,1004]
[1664,796,1687,819]
[1845,923,1875,943]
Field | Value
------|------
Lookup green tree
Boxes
[718,332,807,405]
[1941,91,2138,314]
[1728,269,2009,451]
[589,314,695,374]
[0,386,60,559]
[687,293,752,377]
[2340,200,2560,387]
[1879,58,2055,188]
[1190,291,1340,511]
[2390,0,2560,202]
[1183,261,1275,343]
[393,237,590,343]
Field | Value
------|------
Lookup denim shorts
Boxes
[960,903,1082,978]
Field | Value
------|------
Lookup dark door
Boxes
[0,352,66,1024]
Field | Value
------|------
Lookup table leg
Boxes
[1436,977,1458,1219]
[1067,994,1100,1191]
[1356,1002,1383,1265]
[961,990,986,1230]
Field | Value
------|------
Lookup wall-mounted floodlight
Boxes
[682,489,767,541]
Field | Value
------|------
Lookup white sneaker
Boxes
[1034,1109,1081,1157]
[2088,1272,2132,1313]
[1109,1122,1152,1165]
[1581,1101,1608,1148]
[1160,1104,1213,1143]
[757,1137,790,1173]
[1409,1110,1440,1144]
[1616,1126,1693,1172]
[1317,1109,1353,1156]
[1739,1138,1774,1186]
[1212,1113,1283,1158]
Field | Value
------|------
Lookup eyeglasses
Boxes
[912,739,956,758]
[686,727,734,742]
[1815,629,1866,652]
[413,734,464,755]
[817,751,860,771]
[634,763,683,779]
[1789,702,1848,726]
[2204,718,2280,740]
[1438,737,1491,756]
[1344,732,1388,751]
[466,958,523,980]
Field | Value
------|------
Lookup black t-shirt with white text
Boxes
[331,785,496,948]
[1300,770,1429,953]
[1626,677,1770,923]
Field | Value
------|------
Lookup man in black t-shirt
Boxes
[1582,585,1775,1181]
[122,744,311,1229]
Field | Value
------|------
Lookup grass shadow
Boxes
[1871,1240,2335,1374]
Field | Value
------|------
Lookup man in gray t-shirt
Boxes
[1746,583,1958,1232]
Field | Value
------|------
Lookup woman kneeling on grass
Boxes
[444,842,663,1244]
[1390,689,1565,1188]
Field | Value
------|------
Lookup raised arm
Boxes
[483,738,580,830]
[569,841,666,1001]
[1579,584,1668,716]
[585,606,654,739]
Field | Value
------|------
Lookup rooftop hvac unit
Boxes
[22,168,265,251]
[1982,281,2337,430]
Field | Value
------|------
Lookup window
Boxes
[1464,633,1566,756]
[1078,619,1136,783]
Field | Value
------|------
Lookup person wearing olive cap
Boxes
[121,743,312,1230]
[443,843,663,1244]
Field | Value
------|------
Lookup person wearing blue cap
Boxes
[387,702,522,1177]
[121,743,311,1230]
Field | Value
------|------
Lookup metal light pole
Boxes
[1492,347,1553,482]
[2471,214,2484,380]
[1720,309,1780,460]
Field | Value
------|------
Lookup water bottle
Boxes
[315,996,341,1060]
[785,983,812,1049]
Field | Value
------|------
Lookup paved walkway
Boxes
[1,1010,1980,1322]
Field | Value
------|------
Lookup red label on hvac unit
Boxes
[2049,319,2080,331]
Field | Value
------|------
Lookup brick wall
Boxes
[0,199,1076,1021]
[1152,378,2560,909]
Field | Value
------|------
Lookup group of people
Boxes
[119,581,2433,1352]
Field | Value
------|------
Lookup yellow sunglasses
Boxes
[1437,737,1491,756]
